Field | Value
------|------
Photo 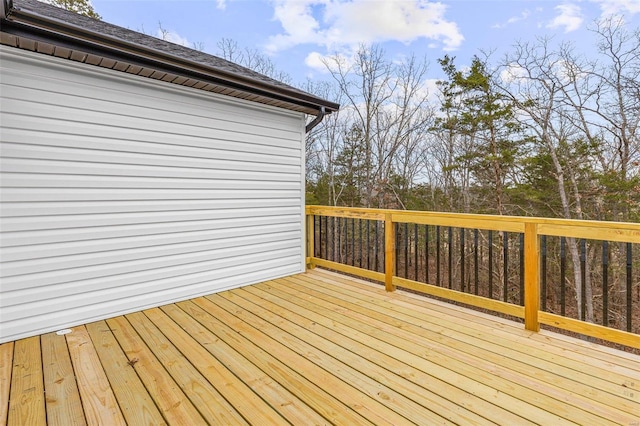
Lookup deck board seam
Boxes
[214,290,453,425]
[277,275,632,424]
[295,273,638,394]
[258,280,571,425]
[235,284,524,425]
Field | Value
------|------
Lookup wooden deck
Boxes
[2,269,639,425]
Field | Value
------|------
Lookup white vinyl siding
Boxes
[0,47,306,342]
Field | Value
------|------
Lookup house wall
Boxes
[0,46,306,342]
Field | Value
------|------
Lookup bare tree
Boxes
[555,18,640,221]
[217,38,293,85]
[321,44,432,208]
[500,38,595,321]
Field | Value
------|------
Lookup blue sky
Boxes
[90,0,640,83]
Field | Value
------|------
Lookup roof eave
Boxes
[0,1,339,115]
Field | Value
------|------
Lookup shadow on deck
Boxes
[2,269,639,425]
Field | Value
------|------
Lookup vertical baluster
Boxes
[359,219,363,268]
[460,228,465,293]
[580,239,587,321]
[316,216,322,258]
[319,216,324,259]
[503,231,509,302]
[541,236,547,312]
[436,226,441,286]
[519,233,525,306]
[395,223,400,277]
[414,224,419,281]
[313,216,318,258]
[474,229,479,295]
[425,225,430,283]
[335,217,339,262]
[489,230,493,299]
[404,222,409,278]
[602,241,608,327]
[627,242,632,332]
[338,217,342,263]
[366,220,371,270]
[351,218,355,266]
[327,216,332,261]
[560,237,566,317]
[448,227,453,289]
[374,221,379,272]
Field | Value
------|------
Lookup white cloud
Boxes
[500,63,528,83]
[304,51,330,72]
[492,9,531,29]
[591,0,640,16]
[424,78,441,105]
[266,0,464,53]
[156,28,190,47]
[547,4,584,33]
[216,0,226,10]
[304,50,354,74]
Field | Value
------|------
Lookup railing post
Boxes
[524,222,540,332]
[385,212,396,292]
[306,213,315,270]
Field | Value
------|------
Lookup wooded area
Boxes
[305,19,638,224]
[300,18,639,339]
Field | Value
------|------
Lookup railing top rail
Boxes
[306,206,640,243]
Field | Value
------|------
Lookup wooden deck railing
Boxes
[306,206,640,349]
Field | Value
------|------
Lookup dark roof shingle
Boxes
[0,0,339,115]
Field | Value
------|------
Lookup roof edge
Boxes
[1,2,339,115]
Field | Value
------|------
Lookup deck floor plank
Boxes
[240,283,536,426]
[153,304,322,425]
[314,270,640,404]
[275,275,628,425]
[65,326,126,426]
[8,336,46,426]
[266,278,576,425]
[177,299,379,425]
[125,310,250,425]
[296,272,640,412]
[84,321,167,426]
[41,332,86,426]
[224,287,511,425]
[288,273,639,423]
[194,294,422,425]
[0,342,14,426]
[105,316,205,425]
[3,269,639,425]
[209,291,453,425]
[317,269,640,373]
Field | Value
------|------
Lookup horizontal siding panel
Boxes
[2,84,302,142]
[1,221,300,262]
[1,126,301,163]
[3,246,301,318]
[3,111,301,152]
[0,48,306,342]
[1,188,299,202]
[1,204,300,232]
[2,250,300,308]
[0,212,300,246]
[0,173,301,190]
[2,62,300,130]
[1,142,300,174]
[0,260,301,342]
[2,229,300,277]
[2,236,300,292]
[0,158,300,182]
[1,200,300,218]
